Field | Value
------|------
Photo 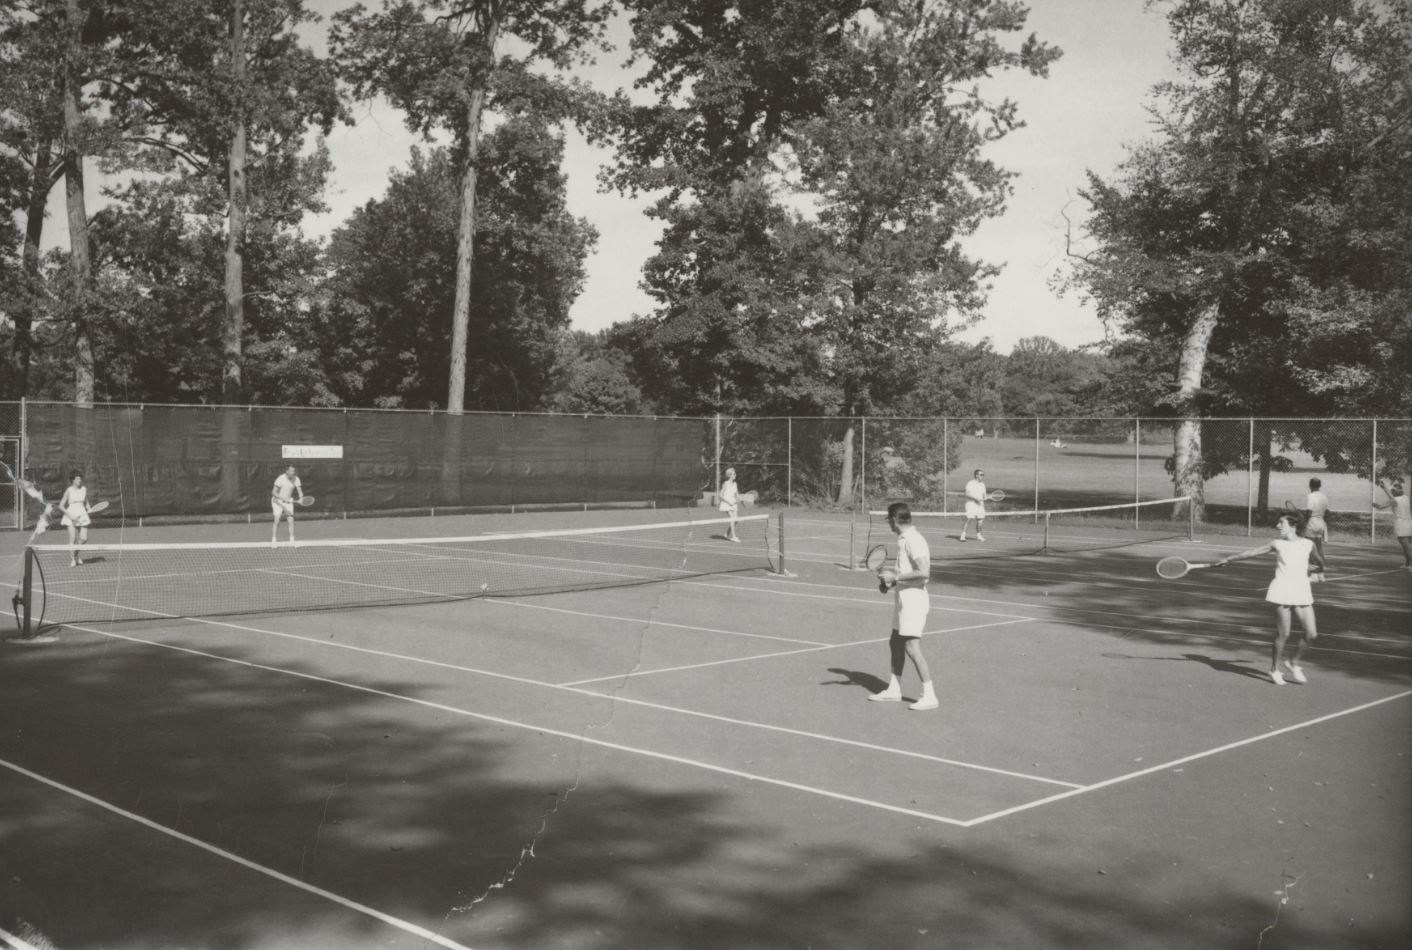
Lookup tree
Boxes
[546,329,645,415]
[1069,0,1412,515]
[330,0,612,413]
[1000,336,1107,417]
[102,0,342,402]
[315,143,595,410]
[611,1,1057,503]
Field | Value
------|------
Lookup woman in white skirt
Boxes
[1215,511,1325,686]
[58,470,92,567]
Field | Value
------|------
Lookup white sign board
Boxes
[282,445,344,460]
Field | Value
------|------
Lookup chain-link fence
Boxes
[710,415,1412,541]
[3,402,1408,540]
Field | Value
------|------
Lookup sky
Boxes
[303,1,1179,354]
[42,2,1179,356]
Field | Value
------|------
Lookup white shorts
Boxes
[964,500,985,519]
[892,587,929,637]
[272,499,294,517]
[1304,515,1326,539]
[718,502,737,516]
[1395,518,1412,539]
[61,504,90,528]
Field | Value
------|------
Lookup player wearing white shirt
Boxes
[718,467,741,542]
[1373,484,1412,569]
[59,471,91,566]
[868,503,938,710]
[1303,477,1330,561]
[960,468,987,542]
[271,465,304,545]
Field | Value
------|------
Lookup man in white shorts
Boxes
[271,465,304,545]
[868,502,938,710]
[960,468,987,542]
[1303,477,1329,563]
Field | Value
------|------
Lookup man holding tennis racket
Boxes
[1373,482,1412,569]
[959,468,988,542]
[869,502,939,710]
[271,465,305,545]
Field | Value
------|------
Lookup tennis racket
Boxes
[740,490,758,507]
[296,495,315,507]
[865,544,892,593]
[1155,556,1215,580]
[87,501,109,515]
[988,489,1005,502]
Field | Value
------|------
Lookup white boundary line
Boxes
[39,623,980,828]
[0,755,476,950]
[961,689,1412,827]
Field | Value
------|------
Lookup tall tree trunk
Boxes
[836,414,857,507]
[446,20,499,414]
[9,140,55,398]
[62,0,94,407]
[1171,302,1219,520]
[223,0,248,404]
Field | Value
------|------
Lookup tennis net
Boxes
[856,497,1195,563]
[16,513,779,636]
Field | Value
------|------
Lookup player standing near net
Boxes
[959,468,987,542]
[59,471,93,566]
[718,467,741,542]
[1372,483,1412,570]
[869,502,939,710]
[1214,510,1324,686]
[271,464,304,545]
[1304,477,1330,563]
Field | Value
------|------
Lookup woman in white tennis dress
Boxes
[1217,511,1325,686]
[58,470,92,566]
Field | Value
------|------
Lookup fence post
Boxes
[1033,418,1040,516]
[787,416,793,509]
[943,417,954,513]
[714,413,721,496]
[1371,418,1378,544]
[1134,417,1141,529]
[1247,418,1255,537]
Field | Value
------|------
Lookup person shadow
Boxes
[823,668,889,693]
[1101,652,1269,682]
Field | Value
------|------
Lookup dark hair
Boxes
[887,502,912,524]
[1309,477,1321,490]
[1277,510,1307,534]
[69,470,83,481]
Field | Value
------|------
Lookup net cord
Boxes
[26,512,770,555]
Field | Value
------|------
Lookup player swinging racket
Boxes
[1213,510,1325,686]
[1373,482,1412,570]
[271,465,307,545]
[868,502,938,710]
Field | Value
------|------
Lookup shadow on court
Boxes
[927,543,1412,686]
[1,621,1408,950]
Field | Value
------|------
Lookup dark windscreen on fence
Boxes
[21,403,705,520]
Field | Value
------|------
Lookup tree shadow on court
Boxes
[927,544,1412,687]
[1,624,1407,950]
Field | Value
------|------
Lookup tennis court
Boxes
[2,503,1408,949]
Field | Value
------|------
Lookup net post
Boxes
[776,510,786,574]
[1042,511,1052,554]
[20,546,33,637]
